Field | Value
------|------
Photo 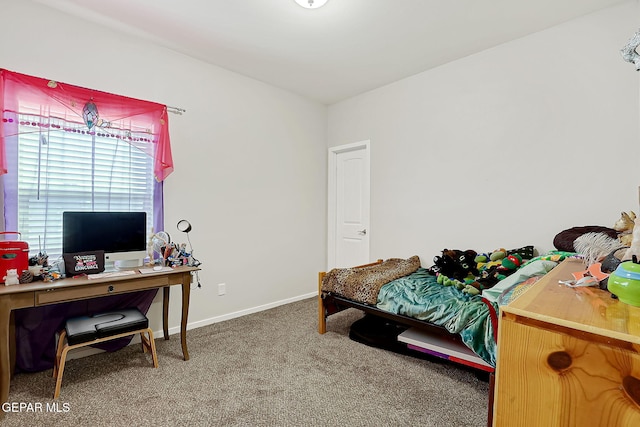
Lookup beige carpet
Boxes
[3,297,489,426]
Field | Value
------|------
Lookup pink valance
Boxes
[0,69,173,181]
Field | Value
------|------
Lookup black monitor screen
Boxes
[62,211,147,254]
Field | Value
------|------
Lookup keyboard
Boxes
[86,270,137,280]
[139,267,174,274]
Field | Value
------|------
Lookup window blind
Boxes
[15,114,154,258]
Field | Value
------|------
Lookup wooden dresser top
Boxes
[502,258,640,345]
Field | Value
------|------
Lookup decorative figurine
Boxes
[3,269,20,285]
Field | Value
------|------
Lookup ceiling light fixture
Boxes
[294,0,328,9]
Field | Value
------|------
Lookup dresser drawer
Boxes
[35,275,169,305]
[494,316,640,426]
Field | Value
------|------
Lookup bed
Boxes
[317,252,572,426]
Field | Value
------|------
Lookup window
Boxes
[12,113,155,258]
[0,69,173,262]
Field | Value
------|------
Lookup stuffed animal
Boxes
[462,284,480,295]
[474,253,490,264]
[428,251,456,276]
[3,269,20,286]
[507,246,535,260]
[614,211,636,247]
[501,254,523,270]
[429,249,478,281]
[456,249,479,280]
[436,273,465,290]
[476,248,506,272]
[466,265,507,291]
[490,248,507,261]
[623,215,640,261]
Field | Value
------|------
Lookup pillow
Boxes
[553,226,618,252]
[482,259,558,304]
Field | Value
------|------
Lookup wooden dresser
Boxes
[493,258,640,426]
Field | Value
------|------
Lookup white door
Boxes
[328,141,370,269]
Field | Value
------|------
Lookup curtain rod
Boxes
[167,105,186,115]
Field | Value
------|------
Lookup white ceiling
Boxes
[36,0,629,104]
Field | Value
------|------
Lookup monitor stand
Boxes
[105,259,142,272]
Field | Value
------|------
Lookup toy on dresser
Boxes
[614,211,636,247]
[623,214,640,261]
[3,269,20,285]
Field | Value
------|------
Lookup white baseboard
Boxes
[163,291,317,335]
[64,291,317,360]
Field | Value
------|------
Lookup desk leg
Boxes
[0,300,11,415]
[162,286,170,340]
[9,311,15,377]
[181,279,190,361]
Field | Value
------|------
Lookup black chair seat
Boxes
[65,308,149,346]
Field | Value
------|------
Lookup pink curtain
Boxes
[0,69,173,181]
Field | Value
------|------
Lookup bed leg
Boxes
[487,371,495,427]
[318,272,327,334]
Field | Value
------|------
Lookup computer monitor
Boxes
[62,211,147,271]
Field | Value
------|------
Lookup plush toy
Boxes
[436,273,465,290]
[456,249,479,280]
[501,254,523,270]
[438,275,481,295]
[436,272,486,296]
[466,265,507,291]
[3,269,20,286]
[476,259,501,272]
[507,246,535,260]
[462,285,480,295]
[474,253,489,264]
[623,215,640,261]
[428,252,456,276]
[429,249,478,281]
[434,246,529,293]
[614,211,636,247]
[476,248,506,272]
[28,251,48,281]
[490,248,507,262]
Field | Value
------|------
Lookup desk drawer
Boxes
[35,276,169,305]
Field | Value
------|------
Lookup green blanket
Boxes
[376,268,497,367]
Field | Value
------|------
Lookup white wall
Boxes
[2,0,639,335]
[0,1,328,332]
[328,1,640,266]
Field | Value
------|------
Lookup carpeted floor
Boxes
[3,297,489,426]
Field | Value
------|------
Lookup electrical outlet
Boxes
[218,283,226,296]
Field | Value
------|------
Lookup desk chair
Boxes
[53,308,158,399]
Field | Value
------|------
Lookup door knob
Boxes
[358,229,367,235]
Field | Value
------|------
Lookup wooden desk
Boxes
[493,258,640,426]
[0,266,198,407]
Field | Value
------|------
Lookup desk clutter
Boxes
[1,218,202,286]
[0,233,61,285]
[149,223,201,268]
[53,308,158,399]
[0,231,32,285]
